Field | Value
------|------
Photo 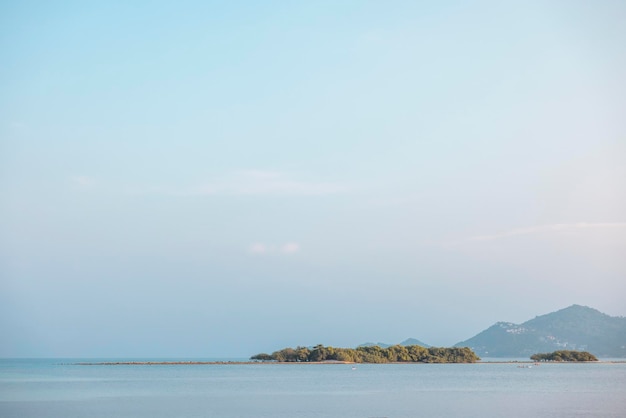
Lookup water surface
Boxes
[1,359,624,417]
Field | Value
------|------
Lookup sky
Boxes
[1,0,625,358]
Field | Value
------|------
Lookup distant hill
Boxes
[400,338,431,348]
[358,338,431,349]
[358,341,393,348]
[455,305,626,357]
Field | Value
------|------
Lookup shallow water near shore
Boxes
[1,358,625,418]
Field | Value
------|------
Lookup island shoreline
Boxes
[71,360,626,366]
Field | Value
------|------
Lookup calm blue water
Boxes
[1,358,625,418]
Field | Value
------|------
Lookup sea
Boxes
[1,358,625,418]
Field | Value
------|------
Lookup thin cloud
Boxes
[468,223,626,242]
[249,242,301,255]
[71,175,96,189]
[249,243,269,254]
[281,242,300,254]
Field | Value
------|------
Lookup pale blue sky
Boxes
[1,0,625,357]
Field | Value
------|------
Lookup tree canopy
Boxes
[530,350,598,362]
[251,344,480,363]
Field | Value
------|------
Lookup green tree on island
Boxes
[251,345,480,363]
[530,350,598,362]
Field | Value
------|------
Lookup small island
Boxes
[530,350,598,362]
[251,344,480,363]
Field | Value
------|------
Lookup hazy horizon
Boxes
[1,1,625,358]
